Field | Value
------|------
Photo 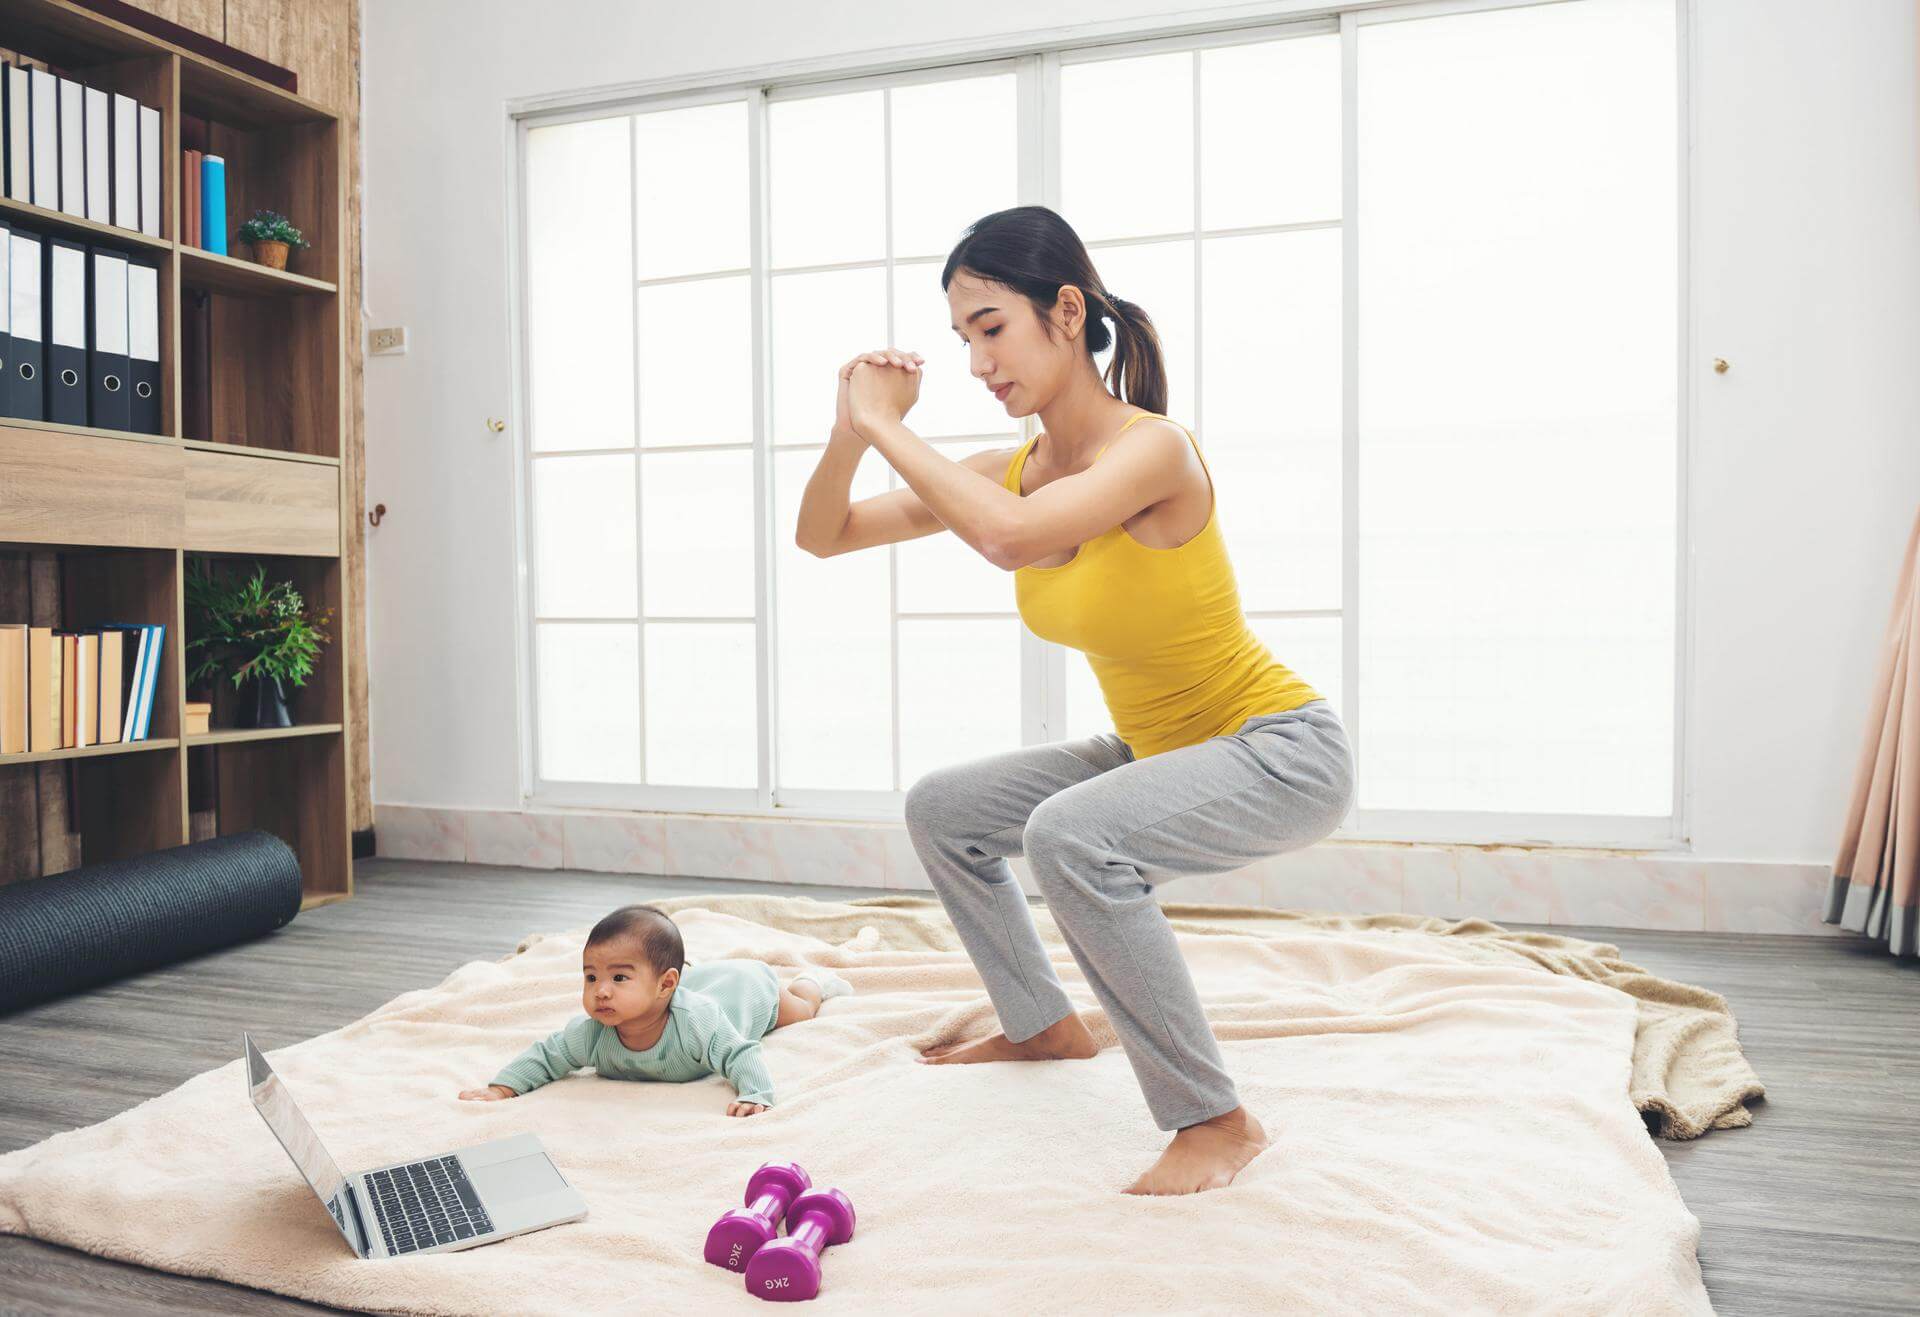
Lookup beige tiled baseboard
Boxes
[374,804,1844,937]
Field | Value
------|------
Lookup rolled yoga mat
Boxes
[0,830,302,1013]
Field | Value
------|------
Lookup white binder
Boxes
[111,92,137,231]
[49,241,83,343]
[49,242,83,344]
[0,217,10,377]
[3,66,29,204]
[90,249,128,353]
[28,67,56,210]
[88,247,130,432]
[83,86,109,223]
[57,76,84,218]
[128,263,158,355]
[127,259,160,433]
[9,230,43,420]
[45,238,86,426]
[137,104,159,238]
[10,231,38,337]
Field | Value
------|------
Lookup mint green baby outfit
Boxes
[491,959,783,1105]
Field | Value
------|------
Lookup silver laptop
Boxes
[243,1033,587,1258]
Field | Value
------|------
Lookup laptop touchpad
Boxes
[470,1154,567,1202]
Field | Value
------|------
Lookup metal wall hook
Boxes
[369,502,387,527]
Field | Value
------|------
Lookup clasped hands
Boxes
[836,347,925,443]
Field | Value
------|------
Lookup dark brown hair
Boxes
[940,205,1168,416]
[586,904,685,976]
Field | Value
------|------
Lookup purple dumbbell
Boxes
[743,1186,855,1302]
[705,1161,811,1273]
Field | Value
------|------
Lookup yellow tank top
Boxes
[1007,411,1324,760]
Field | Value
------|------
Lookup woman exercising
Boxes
[793,205,1355,1196]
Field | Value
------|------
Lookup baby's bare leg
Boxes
[773,980,821,1029]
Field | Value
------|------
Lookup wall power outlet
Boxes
[369,326,408,355]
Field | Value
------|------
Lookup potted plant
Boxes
[185,559,333,729]
[235,209,311,271]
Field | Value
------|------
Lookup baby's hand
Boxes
[727,1101,768,1118]
[459,1085,516,1101]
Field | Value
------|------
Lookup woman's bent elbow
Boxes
[796,528,839,558]
[980,518,1029,571]
[977,536,1019,571]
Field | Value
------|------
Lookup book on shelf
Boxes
[0,619,159,755]
[183,146,200,248]
[200,153,226,255]
[99,622,159,742]
[179,114,231,254]
[0,621,21,753]
[50,628,99,748]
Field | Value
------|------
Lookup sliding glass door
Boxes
[515,0,1684,847]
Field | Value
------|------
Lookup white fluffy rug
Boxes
[0,895,1717,1315]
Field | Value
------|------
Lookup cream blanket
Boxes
[0,894,1746,1315]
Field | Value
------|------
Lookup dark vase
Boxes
[242,674,293,729]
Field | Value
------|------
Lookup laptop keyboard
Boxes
[365,1155,494,1256]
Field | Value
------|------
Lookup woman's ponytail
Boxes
[1095,292,1168,417]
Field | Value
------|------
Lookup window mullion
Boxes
[1192,48,1202,442]
[629,112,648,788]
[751,86,775,809]
[1340,9,1361,825]
[1036,50,1066,745]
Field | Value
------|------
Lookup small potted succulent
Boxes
[235,208,311,271]
[185,559,333,729]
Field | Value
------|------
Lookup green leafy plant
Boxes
[185,560,332,691]
[235,208,311,250]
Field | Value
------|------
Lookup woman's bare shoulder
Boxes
[1119,414,1192,446]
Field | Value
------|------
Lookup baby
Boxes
[459,903,849,1116]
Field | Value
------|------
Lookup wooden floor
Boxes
[1,858,1916,1315]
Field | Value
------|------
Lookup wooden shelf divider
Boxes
[186,722,342,747]
[0,194,173,252]
[0,736,180,767]
[180,245,337,298]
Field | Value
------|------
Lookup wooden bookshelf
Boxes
[0,0,350,907]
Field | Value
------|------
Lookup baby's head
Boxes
[581,904,686,1027]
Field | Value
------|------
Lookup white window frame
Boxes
[504,0,1694,851]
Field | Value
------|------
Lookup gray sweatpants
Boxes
[903,699,1356,1131]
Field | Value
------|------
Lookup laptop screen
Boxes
[244,1034,365,1255]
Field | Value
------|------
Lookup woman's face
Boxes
[947,270,1086,418]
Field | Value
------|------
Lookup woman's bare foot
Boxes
[1123,1106,1270,1196]
[918,1011,1101,1065]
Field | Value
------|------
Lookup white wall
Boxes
[360,0,1920,867]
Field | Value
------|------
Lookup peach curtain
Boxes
[1827,504,1920,958]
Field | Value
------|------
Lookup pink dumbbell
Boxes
[743,1186,856,1302]
[705,1161,811,1273]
